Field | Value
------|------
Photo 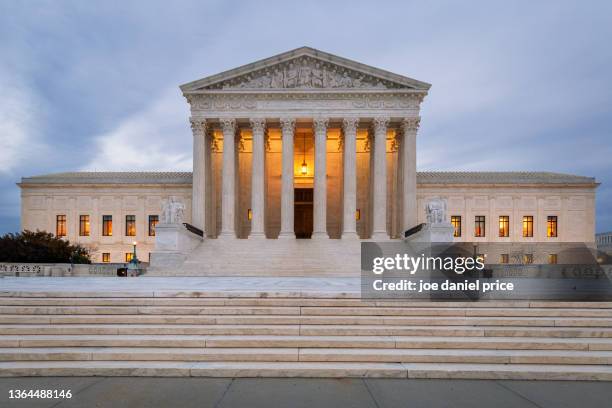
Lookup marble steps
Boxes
[2,313,612,328]
[1,334,612,350]
[2,347,612,365]
[2,361,612,380]
[5,324,612,338]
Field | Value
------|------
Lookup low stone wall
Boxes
[0,263,126,277]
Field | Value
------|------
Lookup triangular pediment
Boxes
[180,47,431,92]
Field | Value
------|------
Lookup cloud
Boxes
[82,88,193,172]
[0,69,47,175]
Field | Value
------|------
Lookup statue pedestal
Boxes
[404,222,455,244]
[148,223,203,271]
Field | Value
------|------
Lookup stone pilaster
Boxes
[401,117,420,232]
[279,117,295,238]
[249,118,266,238]
[371,116,390,240]
[190,118,206,233]
[219,118,236,238]
[342,117,359,239]
[312,117,329,239]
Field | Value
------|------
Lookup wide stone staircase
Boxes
[1,290,612,380]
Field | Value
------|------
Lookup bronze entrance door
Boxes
[294,188,313,239]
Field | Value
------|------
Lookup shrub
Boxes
[0,230,91,264]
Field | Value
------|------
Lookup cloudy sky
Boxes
[1,0,611,234]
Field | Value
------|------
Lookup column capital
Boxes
[401,116,421,133]
[342,117,359,133]
[372,116,390,134]
[313,117,329,133]
[279,117,296,134]
[190,118,206,135]
[220,118,236,134]
[249,118,266,133]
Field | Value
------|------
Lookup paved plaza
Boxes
[2,377,612,408]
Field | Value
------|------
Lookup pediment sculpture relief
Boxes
[205,56,406,90]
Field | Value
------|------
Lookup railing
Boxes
[183,222,204,237]
[403,223,426,239]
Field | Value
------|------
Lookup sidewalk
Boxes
[2,377,612,408]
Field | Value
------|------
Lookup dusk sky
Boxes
[1,0,611,234]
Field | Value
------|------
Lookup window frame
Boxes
[102,253,110,263]
[451,216,461,237]
[474,216,486,237]
[56,215,67,237]
[102,215,113,237]
[125,252,134,263]
[498,215,510,238]
[522,215,534,238]
[547,216,558,238]
[79,215,90,237]
[125,215,136,237]
[148,215,159,237]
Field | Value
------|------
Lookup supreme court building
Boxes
[18,47,598,275]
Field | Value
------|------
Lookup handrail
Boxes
[182,223,204,237]
[403,223,426,239]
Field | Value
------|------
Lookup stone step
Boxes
[0,347,297,362]
[3,323,612,338]
[3,313,612,328]
[2,334,611,350]
[1,347,611,365]
[0,306,302,315]
[1,361,612,380]
[4,304,612,318]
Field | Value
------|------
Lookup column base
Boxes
[248,232,267,240]
[341,231,359,240]
[370,231,390,241]
[311,232,330,240]
[278,232,296,239]
[218,231,237,240]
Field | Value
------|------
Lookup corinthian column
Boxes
[401,117,420,232]
[342,117,359,239]
[372,116,390,240]
[312,117,329,239]
[190,118,206,233]
[249,118,266,238]
[279,117,295,239]
[219,118,236,238]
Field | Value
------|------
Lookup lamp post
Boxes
[127,241,140,276]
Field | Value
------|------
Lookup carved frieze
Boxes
[203,56,406,90]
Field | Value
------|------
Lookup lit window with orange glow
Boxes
[56,215,66,237]
[498,216,509,237]
[522,216,533,237]
[547,216,558,237]
[102,215,113,236]
[125,215,136,237]
[474,216,485,237]
[451,216,461,237]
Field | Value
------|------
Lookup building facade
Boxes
[18,47,598,267]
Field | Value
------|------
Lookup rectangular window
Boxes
[125,252,134,262]
[102,253,110,263]
[500,254,509,264]
[522,216,533,237]
[547,216,558,237]
[548,253,558,264]
[498,216,509,237]
[523,254,533,264]
[79,215,90,236]
[474,216,485,237]
[148,215,159,237]
[125,215,136,236]
[102,215,113,236]
[451,216,462,237]
[56,215,66,237]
